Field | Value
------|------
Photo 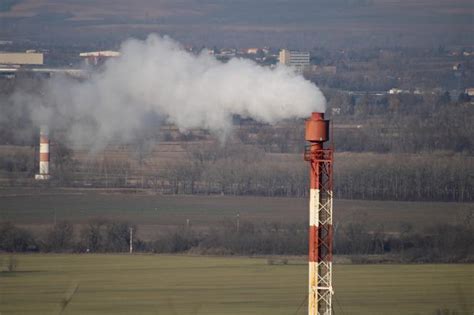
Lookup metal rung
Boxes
[316,286,334,294]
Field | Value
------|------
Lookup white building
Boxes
[388,88,410,95]
[279,49,310,71]
[465,88,474,97]
[79,51,120,66]
[247,48,259,54]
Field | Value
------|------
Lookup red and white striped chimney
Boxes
[304,112,333,315]
[35,125,51,180]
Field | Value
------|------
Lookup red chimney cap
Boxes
[311,112,324,120]
[305,112,329,142]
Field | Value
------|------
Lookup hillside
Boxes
[1,0,473,48]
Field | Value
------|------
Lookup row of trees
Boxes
[0,220,135,253]
[155,150,473,201]
[1,143,472,201]
[1,219,472,263]
[327,94,473,154]
[334,152,473,201]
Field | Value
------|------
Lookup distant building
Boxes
[79,51,120,66]
[0,52,44,65]
[308,65,337,75]
[388,88,410,95]
[247,48,259,54]
[0,67,87,79]
[216,48,236,58]
[279,49,310,72]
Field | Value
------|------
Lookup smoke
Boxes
[11,34,326,147]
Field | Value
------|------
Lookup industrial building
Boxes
[465,87,474,97]
[0,67,87,79]
[79,51,120,66]
[279,49,310,71]
[0,52,44,65]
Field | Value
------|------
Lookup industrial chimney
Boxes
[35,125,51,180]
[304,112,333,315]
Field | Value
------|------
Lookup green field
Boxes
[0,254,472,315]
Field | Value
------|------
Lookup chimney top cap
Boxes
[311,112,324,120]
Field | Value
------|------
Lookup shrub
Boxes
[0,222,36,252]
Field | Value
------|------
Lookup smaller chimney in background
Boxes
[35,125,51,180]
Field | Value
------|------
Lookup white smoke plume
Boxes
[12,34,326,147]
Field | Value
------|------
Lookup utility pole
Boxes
[129,227,133,254]
[236,212,240,233]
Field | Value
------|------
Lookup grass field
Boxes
[1,188,471,239]
[0,254,472,315]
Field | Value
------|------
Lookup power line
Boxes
[334,293,346,315]
[293,294,308,315]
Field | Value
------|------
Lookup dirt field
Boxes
[0,254,472,315]
[0,187,471,239]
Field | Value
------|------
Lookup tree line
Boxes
[1,144,472,201]
[325,91,474,154]
[152,148,473,202]
[1,218,472,263]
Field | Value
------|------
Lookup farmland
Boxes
[0,188,471,239]
[0,254,472,315]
